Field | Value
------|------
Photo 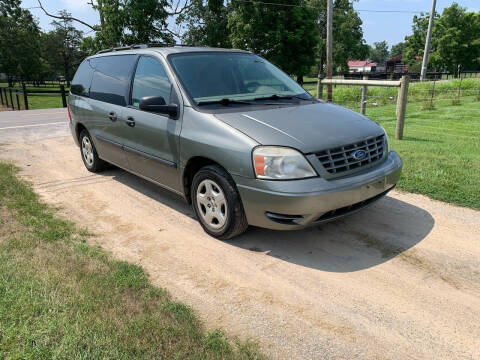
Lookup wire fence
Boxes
[314,77,480,142]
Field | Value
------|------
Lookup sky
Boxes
[22,0,480,48]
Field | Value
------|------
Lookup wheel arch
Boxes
[182,156,229,204]
[75,122,88,142]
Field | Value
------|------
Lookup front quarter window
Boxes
[169,52,310,104]
[131,56,172,108]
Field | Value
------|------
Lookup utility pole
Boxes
[420,0,437,81]
[326,0,333,101]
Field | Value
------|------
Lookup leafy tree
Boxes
[369,41,389,64]
[91,0,174,49]
[42,11,85,83]
[38,0,175,54]
[390,42,405,57]
[309,0,369,75]
[404,3,480,74]
[0,0,43,85]
[228,0,318,84]
[177,0,230,47]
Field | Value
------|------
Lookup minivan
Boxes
[68,45,402,239]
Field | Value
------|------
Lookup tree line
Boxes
[0,0,479,87]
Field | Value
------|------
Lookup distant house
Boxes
[348,60,377,73]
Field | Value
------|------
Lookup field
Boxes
[0,83,67,110]
[302,78,480,210]
[0,161,263,359]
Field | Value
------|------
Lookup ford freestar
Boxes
[68,45,402,239]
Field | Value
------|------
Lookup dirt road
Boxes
[1,110,479,359]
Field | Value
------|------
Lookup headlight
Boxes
[252,146,317,180]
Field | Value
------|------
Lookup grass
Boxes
[0,82,67,110]
[302,78,480,210]
[365,97,479,209]
[0,161,264,359]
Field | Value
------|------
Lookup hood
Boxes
[213,102,385,153]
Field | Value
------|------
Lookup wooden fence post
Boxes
[0,88,4,106]
[15,91,21,111]
[60,85,67,108]
[318,78,324,100]
[395,75,410,140]
[9,88,14,109]
[22,83,29,110]
[361,75,368,115]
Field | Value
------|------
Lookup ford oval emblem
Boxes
[352,150,367,160]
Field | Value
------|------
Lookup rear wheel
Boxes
[79,129,107,173]
[191,165,248,239]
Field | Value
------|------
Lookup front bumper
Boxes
[234,151,402,230]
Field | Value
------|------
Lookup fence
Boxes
[319,76,409,140]
[0,84,68,111]
[303,71,480,84]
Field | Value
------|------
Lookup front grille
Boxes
[315,134,385,175]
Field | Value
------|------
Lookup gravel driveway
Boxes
[1,110,479,359]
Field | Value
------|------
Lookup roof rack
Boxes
[96,44,148,54]
[96,43,197,54]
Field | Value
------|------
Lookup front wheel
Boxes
[79,129,107,173]
[191,165,248,240]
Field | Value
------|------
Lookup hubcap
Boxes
[81,136,94,167]
[196,179,228,230]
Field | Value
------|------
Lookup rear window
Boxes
[71,60,94,96]
[89,55,137,106]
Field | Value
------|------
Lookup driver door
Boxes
[122,55,182,192]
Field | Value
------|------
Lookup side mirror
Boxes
[139,96,179,118]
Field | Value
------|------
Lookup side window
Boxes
[89,55,137,106]
[131,56,172,108]
[71,59,94,96]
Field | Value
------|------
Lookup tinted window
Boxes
[169,53,309,103]
[89,55,136,106]
[131,56,172,107]
[71,59,94,96]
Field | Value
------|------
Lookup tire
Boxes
[191,165,248,240]
[79,129,108,173]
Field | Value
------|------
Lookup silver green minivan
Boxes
[68,45,402,239]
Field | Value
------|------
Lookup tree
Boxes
[42,11,85,83]
[369,41,389,64]
[404,3,480,74]
[0,0,43,85]
[38,0,176,53]
[228,0,318,84]
[309,0,369,75]
[177,0,230,47]
[390,42,405,57]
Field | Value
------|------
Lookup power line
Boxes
[231,0,423,14]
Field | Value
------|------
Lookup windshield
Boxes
[168,52,311,104]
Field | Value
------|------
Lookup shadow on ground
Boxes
[106,167,434,273]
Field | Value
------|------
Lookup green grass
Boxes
[0,82,67,110]
[0,161,264,359]
[365,98,479,209]
[302,78,480,210]
[304,77,480,106]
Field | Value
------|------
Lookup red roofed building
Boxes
[348,59,377,73]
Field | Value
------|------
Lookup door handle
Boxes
[126,116,135,127]
[108,112,117,121]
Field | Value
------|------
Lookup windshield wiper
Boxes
[253,94,311,102]
[197,98,254,106]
